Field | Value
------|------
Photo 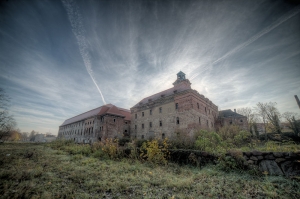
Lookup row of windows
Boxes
[61,127,94,136]
[135,117,214,129]
[134,103,215,120]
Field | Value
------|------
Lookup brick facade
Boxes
[130,71,218,140]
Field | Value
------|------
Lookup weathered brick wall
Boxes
[130,89,218,140]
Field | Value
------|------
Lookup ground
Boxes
[0,143,299,199]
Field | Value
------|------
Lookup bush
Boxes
[118,137,131,146]
[140,139,169,165]
[101,138,121,159]
[217,149,246,172]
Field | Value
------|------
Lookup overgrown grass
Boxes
[0,143,299,198]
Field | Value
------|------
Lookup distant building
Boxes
[58,104,131,143]
[216,109,248,130]
[34,134,45,142]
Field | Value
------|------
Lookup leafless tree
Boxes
[237,107,258,135]
[282,112,300,136]
[255,102,282,139]
[0,88,17,141]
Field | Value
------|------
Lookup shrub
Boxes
[101,138,120,159]
[140,139,169,165]
[217,149,246,172]
[118,137,131,146]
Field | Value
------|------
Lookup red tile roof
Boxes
[60,104,130,126]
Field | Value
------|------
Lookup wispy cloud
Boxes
[62,0,106,105]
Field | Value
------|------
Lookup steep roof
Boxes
[60,104,130,126]
[219,109,246,118]
[132,83,191,108]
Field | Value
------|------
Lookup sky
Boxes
[0,0,299,135]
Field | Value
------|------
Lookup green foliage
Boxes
[118,137,131,146]
[140,139,169,165]
[217,149,246,172]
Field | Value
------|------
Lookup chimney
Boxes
[234,109,236,113]
[295,95,300,109]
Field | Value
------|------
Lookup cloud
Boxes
[61,0,106,105]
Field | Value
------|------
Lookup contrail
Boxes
[61,0,106,104]
[213,6,300,65]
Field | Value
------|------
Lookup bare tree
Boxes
[255,102,268,140]
[255,102,282,138]
[237,107,259,135]
[0,88,16,142]
[282,112,300,136]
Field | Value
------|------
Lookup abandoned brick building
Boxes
[130,71,219,140]
[57,104,131,143]
[58,71,247,142]
[216,109,248,130]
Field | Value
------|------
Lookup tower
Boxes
[173,71,191,89]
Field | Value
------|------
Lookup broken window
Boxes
[135,125,137,129]
[197,103,199,109]
[150,109,152,115]
[162,133,165,139]
[160,121,162,127]
[135,114,137,119]
[159,107,162,113]
[199,117,201,124]
[113,119,116,122]
[240,120,243,122]
[142,124,144,129]
[142,135,144,139]
[149,122,152,128]
[176,117,179,124]
[175,103,178,109]
[142,112,144,117]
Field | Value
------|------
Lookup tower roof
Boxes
[177,71,185,75]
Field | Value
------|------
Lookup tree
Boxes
[282,112,300,136]
[255,102,282,137]
[237,107,260,136]
[255,102,268,140]
[29,130,37,141]
[0,88,16,141]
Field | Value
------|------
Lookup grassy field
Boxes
[0,143,299,199]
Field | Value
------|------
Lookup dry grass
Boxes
[0,143,299,198]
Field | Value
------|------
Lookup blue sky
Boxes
[0,0,299,134]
